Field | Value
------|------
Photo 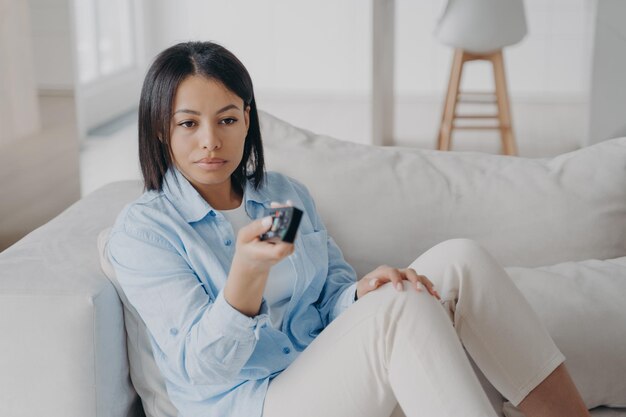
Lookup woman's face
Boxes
[169,75,250,201]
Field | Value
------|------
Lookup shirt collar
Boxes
[162,167,272,223]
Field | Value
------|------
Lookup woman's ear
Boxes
[244,105,251,132]
[156,125,166,143]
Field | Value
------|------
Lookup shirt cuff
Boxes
[208,290,270,341]
[333,282,358,318]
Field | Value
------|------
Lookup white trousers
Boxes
[262,239,565,417]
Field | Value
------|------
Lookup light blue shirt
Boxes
[107,167,358,417]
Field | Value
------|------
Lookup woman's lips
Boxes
[195,160,227,171]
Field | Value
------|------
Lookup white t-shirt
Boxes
[220,201,294,330]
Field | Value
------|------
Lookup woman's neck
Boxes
[199,183,243,210]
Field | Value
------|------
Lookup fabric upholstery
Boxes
[504,256,626,412]
[0,181,144,417]
[259,111,626,278]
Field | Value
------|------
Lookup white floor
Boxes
[79,97,585,197]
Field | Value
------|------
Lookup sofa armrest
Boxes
[0,181,144,417]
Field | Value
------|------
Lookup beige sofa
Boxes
[1,111,625,417]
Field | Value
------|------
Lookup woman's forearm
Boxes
[224,261,270,317]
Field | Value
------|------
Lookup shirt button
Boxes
[224,239,232,246]
[209,211,216,217]
[169,328,178,336]
[282,347,291,355]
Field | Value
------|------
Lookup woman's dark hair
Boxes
[138,41,265,195]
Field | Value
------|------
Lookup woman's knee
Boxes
[409,238,497,290]
[432,238,487,259]
[370,281,443,320]
[418,238,492,270]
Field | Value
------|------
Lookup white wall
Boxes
[0,0,41,145]
[146,0,593,98]
[587,0,626,145]
[29,0,74,91]
[146,0,372,95]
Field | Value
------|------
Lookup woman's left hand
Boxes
[356,265,441,301]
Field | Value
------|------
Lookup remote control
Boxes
[259,206,303,243]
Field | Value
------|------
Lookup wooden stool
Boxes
[437,49,518,156]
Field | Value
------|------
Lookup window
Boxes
[74,0,135,84]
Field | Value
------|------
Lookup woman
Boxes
[107,41,590,417]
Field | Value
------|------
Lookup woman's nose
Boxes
[200,125,221,150]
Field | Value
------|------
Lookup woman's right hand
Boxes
[226,201,295,317]
[231,200,295,277]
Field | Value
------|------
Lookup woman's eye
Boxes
[220,117,237,125]
[178,121,196,128]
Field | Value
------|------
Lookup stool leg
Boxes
[492,51,518,156]
[437,49,464,151]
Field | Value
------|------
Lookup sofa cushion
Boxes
[98,228,177,417]
[504,257,626,411]
[258,111,626,278]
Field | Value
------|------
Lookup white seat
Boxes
[434,0,527,54]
